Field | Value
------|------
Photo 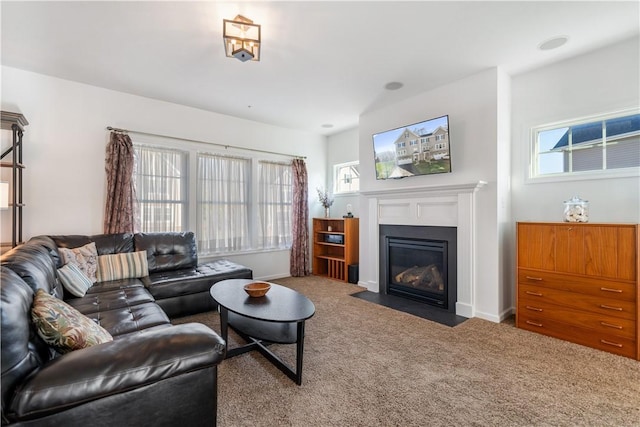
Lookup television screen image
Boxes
[372,115,451,180]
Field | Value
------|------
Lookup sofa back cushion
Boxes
[134,232,197,273]
[51,233,134,257]
[1,267,53,418]
[26,235,63,268]
[1,243,63,299]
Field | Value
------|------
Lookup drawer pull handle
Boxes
[600,339,623,348]
[525,320,543,327]
[600,304,623,311]
[525,306,543,312]
[600,287,623,293]
[600,322,623,330]
[525,291,543,297]
[525,276,543,281]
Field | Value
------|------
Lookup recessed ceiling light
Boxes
[384,81,404,91]
[321,124,334,129]
[538,36,569,51]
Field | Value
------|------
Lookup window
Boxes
[435,134,445,141]
[334,161,360,194]
[532,111,640,178]
[134,140,294,256]
[133,145,187,232]
[196,153,250,254]
[410,140,418,146]
[258,161,292,249]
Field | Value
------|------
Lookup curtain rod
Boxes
[106,126,306,160]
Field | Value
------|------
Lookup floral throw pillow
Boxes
[59,242,98,283]
[31,289,113,354]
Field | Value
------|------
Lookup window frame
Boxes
[133,144,189,233]
[132,135,293,257]
[528,108,640,184]
[196,152,252,256]
[333,161,360,195]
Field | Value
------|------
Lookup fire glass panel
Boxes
[388,238,447,302]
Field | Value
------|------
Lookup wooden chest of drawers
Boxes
[516,222,639,359]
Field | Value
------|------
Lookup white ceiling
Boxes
[1,1,639,136]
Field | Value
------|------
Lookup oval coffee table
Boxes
[210,279,315,385]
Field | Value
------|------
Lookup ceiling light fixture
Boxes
[538,35,569,51]
[384,81,404,91]
[223,15,261,62]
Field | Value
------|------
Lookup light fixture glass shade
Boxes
[223,15,261,62]
[0,182,9,210]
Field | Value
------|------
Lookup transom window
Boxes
[531,110,640,178]
[334,161,360,194]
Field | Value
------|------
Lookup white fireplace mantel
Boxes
[360,181,487,198]
[361,180,486,318]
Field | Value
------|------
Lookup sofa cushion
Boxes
[65,287,155,315]
[51,233,134,256]
[57,262,93,297]
[86,277,145,294]
[142,259,253,300]
[84,302,171,337]
[1,267,53,417]
[96,251,149,282]
[31,289,113,354]
[134,232,197,273]
[59,242,98,283]
[1,243,64,299]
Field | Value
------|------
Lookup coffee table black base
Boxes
[219,308,307,385]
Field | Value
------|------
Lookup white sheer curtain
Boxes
[197,153,250,254]
[133,145,187,232]
[258,161,292,249]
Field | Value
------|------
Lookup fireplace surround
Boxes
[361,181,486,318]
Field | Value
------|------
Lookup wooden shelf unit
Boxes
[516,222,639,360]
[312,217,359,282]
[1,111,28,252]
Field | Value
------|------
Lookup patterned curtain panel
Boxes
[104,132,137,234]
[290,158,310,276]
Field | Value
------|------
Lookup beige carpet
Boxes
[173,276,640,427]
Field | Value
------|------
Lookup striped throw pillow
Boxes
[96,251,149,282]
[58,262,93,297]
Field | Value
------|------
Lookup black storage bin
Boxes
[348,264,359,284]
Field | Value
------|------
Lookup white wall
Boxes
[358,68,511,321]
[326,127,360,219]
[511,37,640,225]
[0,66,327,280]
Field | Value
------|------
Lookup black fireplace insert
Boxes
[380,225,457,311]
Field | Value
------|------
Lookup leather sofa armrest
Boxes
[8,323,225,420]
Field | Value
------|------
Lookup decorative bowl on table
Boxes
[243,281,271,298]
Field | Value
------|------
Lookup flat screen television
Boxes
[372,115,451,180]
